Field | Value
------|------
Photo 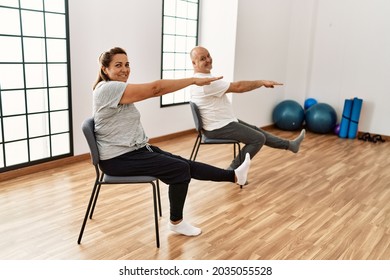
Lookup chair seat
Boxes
[103,174,158,184]
[202,135,240,144]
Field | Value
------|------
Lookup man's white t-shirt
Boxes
[190,73,238,131]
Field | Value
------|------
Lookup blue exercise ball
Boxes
[272,100,305,131]
[305,103,337,134]
[304,98,318,110]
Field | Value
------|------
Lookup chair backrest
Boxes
[81,117,100,166]
[189,101,203,132]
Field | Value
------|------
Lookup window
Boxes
[161,0,199,106]
[0,0,72,172]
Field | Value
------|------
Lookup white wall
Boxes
[197,0,238,104]
[306,0,390,135]
[284,0,318,103]
[69,0,195,156]
[198,0,238,82]
[232,0,292,126]
[70,0,390,156]
[228,0,389,135]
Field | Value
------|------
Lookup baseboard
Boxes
[0,154,90,182]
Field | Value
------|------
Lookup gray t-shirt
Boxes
[93,81,148,160]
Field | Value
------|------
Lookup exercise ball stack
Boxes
[272,100,304,131]
[305,103,337,134]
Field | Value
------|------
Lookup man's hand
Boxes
[194,76,223,86]
[262,80,284,88]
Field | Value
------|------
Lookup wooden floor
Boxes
[1,127,390,260]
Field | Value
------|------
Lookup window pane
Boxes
[176,1,188,18]
[187,20,198,36]
[173,91,185,103]
[23,38,46,62]
[50,111,69,133]
[49,87,68,110]
[45,13,66,38]
[163,53,175,70]
[162,70,175,79]
[0,36,22,62]
[164,0,176,16]
[28,113,49,137]
[175,53,186,69]
[164,17,176,34]
[1,90,26,116]
[47,39,67,62]
[0,7,20,35]
[0,144,3,168]
[3,116,27,141]
[20,0,43,10]
[5,140,28,166]
[163,35,175,52]
[51,133,69,156]
[0,64,24,89]
[48,64,68,86]
[25,64,47,88]
[0,0,19,8]
[183,87,191,101]
[27,89,48,113]
[185,55,192,69]
[29,136,50,161]
[188,2,198,19]
[175,36,187,53]
[174,70,187,79]
[185,37,197,52]
[185,69,193,77]
[176,18,187,36]
[21,10,44,37]
[44,0,65,13]
[161,93,174,105]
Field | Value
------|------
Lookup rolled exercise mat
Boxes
[339,98,353,138]
[348,97,363,139]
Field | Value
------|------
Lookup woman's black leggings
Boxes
[99,145,235,221]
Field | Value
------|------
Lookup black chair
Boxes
[78,117,162,247]
[189,101,242,164]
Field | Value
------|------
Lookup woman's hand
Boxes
[194,76,223,86]
[262,80,284,88]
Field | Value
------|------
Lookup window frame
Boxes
[0,0,73,173]
[160,0,200,107]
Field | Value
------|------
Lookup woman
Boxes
[92,47,251,237]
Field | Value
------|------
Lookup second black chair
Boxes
[189,101,242,164]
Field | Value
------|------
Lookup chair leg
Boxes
[233,143,242,163]
[156,180,162,217]
[89,183,102,219]
[237,143,242,163]
[233,143,244,188]
[151,181,160,248]
[190,135,201,161]
[77,182,99,244]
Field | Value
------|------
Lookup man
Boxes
[190,46,305,170]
